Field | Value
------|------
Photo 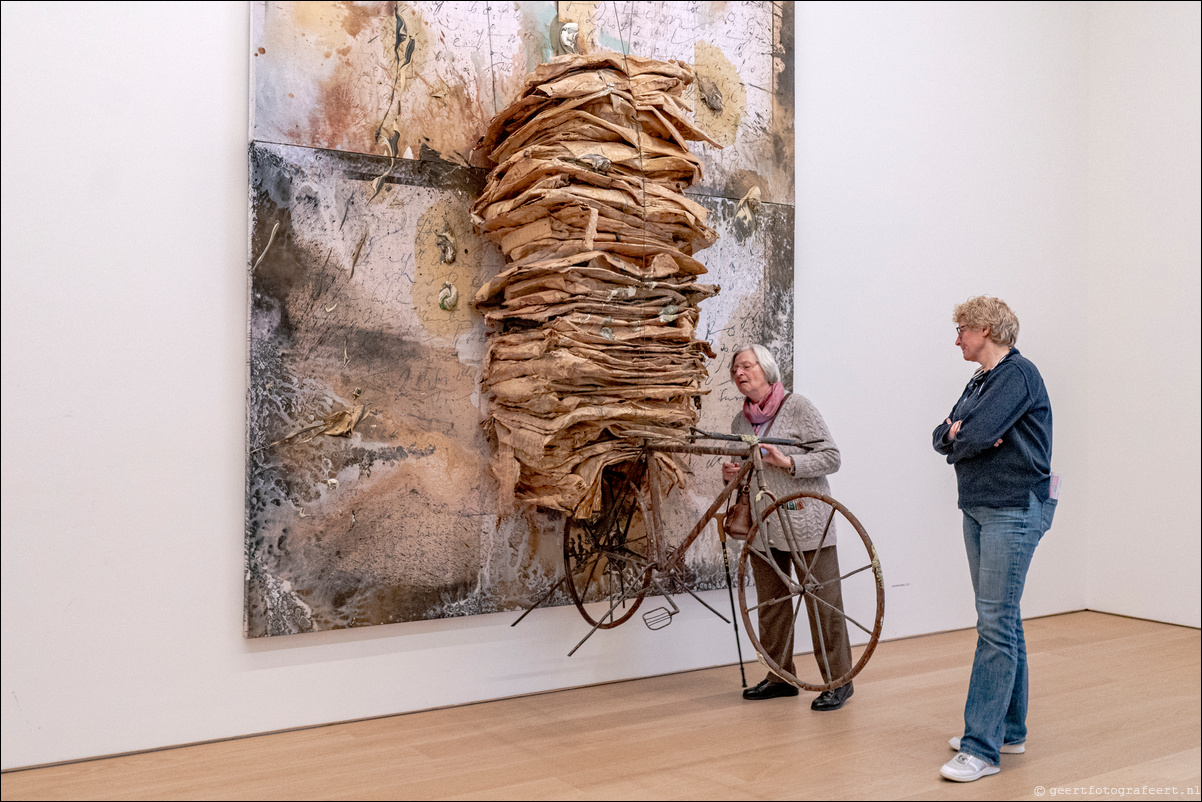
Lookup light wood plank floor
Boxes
[3,612,1199,801]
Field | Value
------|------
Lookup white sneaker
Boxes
[940,752,1000,782]
[949,736,1025,754]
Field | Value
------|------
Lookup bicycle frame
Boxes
[510,430,885,693]
[555,430,812,653]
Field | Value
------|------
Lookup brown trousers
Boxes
[750,545,853,684]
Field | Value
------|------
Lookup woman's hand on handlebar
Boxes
[760,443,794,471]
[723,445,792,481]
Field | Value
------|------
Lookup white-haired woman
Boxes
[721,344,854,710]
[933,296,1056,783]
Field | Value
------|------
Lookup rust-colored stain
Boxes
[340,0,375,38]
[307,58,374,155]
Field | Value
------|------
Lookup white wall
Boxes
[2,1,1198,770]
[794,1,1092,639]
[1082,1,1202,624]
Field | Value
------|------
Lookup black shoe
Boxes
[811,682,854,711]
[742,679,800,700]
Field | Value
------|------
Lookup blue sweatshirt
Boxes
[932,348,1053,509]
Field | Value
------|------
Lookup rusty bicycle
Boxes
[515,429,886,692]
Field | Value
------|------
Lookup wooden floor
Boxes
[3,612,1199,801]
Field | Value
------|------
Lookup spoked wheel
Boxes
[736,491,884,692]
[563,458,654,629]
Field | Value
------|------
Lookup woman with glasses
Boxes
[933,296,1057,783]
[721,344,854,711]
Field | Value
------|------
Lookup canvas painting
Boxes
[246,0,795,637]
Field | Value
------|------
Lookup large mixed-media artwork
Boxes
[245,1,795,638]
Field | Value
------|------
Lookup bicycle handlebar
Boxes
[688,428,823,451]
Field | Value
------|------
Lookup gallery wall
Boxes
[793,0,1094,637]
[1081,1,1202,625]
[2,1,1198,770]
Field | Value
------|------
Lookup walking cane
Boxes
[716,512,748,688]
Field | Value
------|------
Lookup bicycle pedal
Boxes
[642,607,674,630]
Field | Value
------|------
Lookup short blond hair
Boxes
[953,296,1019,348]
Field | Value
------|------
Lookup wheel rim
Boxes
[736,491,885,692]
[563,460,652,629]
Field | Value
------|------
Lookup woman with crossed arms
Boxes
[933,296,1057,783]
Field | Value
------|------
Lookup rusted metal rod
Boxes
[662,458,754,572]
[511,577,567,627]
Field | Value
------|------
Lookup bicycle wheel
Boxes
[562,457,654,629]
[736,491,884,692]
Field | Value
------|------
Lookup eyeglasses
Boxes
[955,325,974,336]
[732,361,760,375]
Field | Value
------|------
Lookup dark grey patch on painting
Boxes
[771,0,796,194]
[760,203,795,391]
[334,146,487,197]
[732,208,756,243]
[774,1,795,118]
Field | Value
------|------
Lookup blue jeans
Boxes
[959,491,1057,765]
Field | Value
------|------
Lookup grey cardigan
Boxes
[730,392,841,552]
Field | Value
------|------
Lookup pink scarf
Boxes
[743,381,786,429]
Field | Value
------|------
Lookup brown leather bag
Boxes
[725,486,753,540]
